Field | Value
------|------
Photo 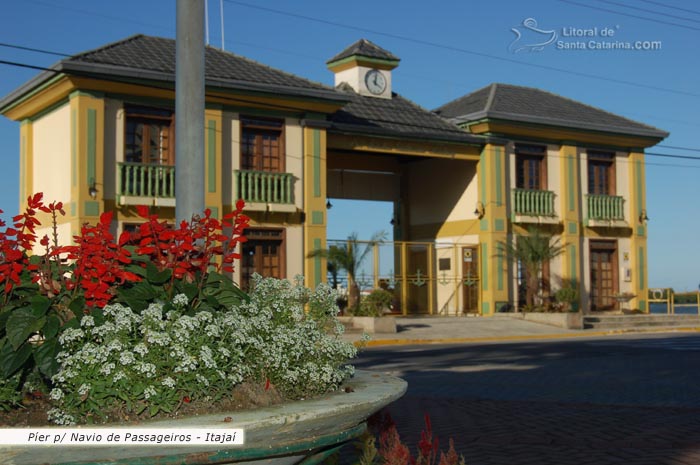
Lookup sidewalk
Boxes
[342,315,700,346]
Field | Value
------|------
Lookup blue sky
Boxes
[1,0,699,290]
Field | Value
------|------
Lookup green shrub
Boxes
[554,286,580,312]
[355,289,394,317]
[47,275,356,425]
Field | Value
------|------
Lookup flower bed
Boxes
[0,194,358,425]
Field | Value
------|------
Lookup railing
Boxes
[235,170,293,204]
[512,189,556,217]
[117,162,175,198]
[586,194,625,221]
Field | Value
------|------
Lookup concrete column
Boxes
[175,0,206,223]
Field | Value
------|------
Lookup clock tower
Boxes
[327,39,400,99]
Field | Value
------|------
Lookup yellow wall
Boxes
[32,103,71,208]
[303,126,328,288]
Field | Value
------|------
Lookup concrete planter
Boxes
[509,312,583,329]
[0,370,406,465]
[338,316,397,333]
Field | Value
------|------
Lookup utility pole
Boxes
[175,0,205,223]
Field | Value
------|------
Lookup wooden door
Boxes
[241,229,285,291]
[462,247,479,314]
[590,241,618,311]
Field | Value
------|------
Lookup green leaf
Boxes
[34,338,59,377]
[6,308,46,350]
[146,262,172,285]
[43,315,60,340]
[0,340,33,378]
[117,281,159,312]
[68,296,86,315]
[29,295,51,317]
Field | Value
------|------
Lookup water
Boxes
[649,302,699,315]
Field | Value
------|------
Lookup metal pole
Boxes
[175,0,206,223]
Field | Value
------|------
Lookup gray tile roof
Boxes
[329,83,485,144]
[327,39,400,64]
[434,83,668,139]
[1,34,346,108]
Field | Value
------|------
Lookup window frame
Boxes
[240,117,285,173]
[124,105,175,166]
[587,150,616,196]
[515,144,547,190]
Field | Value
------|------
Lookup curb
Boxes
[352,326,700,347]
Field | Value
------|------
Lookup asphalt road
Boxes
[347,333,700,465]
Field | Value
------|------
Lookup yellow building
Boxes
[0,35,667,315]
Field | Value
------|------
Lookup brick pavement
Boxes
[359,396,700,465]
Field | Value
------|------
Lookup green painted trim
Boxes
[19,133,25,201]
[207,206,219,219]
[0,74,64,114]
[327,55,399,69]
[495,146,503,206]
[635,159,643,214]
[480,219,488,231]
[480,149,486,204]
[569,244,577,283]
[71,109,76,187]
[481,302,490,315]
[311,211,324,225]
[494,218,505,232]
[481,242,488,291]
[84,201,99,217]
[70,202,76,217]
[207,119,217,193]
[314,238,322,288]
[638,246,645,290]
[639,300,647,312]
[497,246,504,291]
[637,226,645,237]
[313,129,321,198]
[568,222,577,235]
[567,155,575,212]
[27,98,69,122]
[87,108,96,184]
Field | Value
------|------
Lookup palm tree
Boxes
[309,231,387,311]
[499,228,564,309]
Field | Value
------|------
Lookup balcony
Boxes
[117,162,175,206]
[234,169,296,212]
[511,188,558,224]
[586,194,626,227]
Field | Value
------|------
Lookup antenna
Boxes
[205,0,210,45]
[220,0,225,51]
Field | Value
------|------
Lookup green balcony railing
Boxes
[235,170,294,204]
[512,188,556,217]
[117,162,175,198]
[586,194,625,221]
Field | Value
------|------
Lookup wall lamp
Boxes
[88,179,98,199]
[326,199,333,209]
[474,201,485,219]
[638,209,649,224]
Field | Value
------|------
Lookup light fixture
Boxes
[326,199,333,209]
[390,215,399,226]
[638,209,649,224]
[88,179,98,199]
[474,201,485,219]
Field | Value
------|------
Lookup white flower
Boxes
[77,383,91,396]
[161,377,176,388]
[144,385,157,399]
[119,351,135,365]
[172,293,189,308]
[49,388,64,401]
[80,316,95,328]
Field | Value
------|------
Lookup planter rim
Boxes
[0,370,407,465]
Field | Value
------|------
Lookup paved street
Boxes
[346,334,700,464]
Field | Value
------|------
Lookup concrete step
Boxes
[583,314,700,330]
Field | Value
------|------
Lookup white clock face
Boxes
[365,69,387,95]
